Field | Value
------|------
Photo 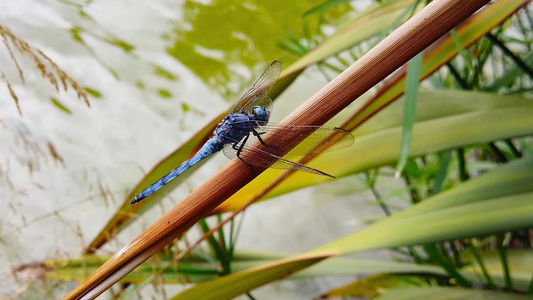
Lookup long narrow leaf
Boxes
[375,286,531,300]
[396,53,422,175]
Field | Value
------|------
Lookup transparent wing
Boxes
[222,141,334,177]
[242,94,273,116]
[221,123,354,156]
[230,60,281,114]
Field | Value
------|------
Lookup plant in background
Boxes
[5,0,533,299]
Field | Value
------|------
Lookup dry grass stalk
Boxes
[0,24,90,115]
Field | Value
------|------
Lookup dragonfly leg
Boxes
[234,134,256,175]
[252,129,281,151]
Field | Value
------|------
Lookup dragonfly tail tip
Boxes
[130,196,142,205]
[323,172,336,179]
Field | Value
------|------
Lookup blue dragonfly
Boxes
[131,61,354,204]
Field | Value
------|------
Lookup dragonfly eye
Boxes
[252,106,270,125]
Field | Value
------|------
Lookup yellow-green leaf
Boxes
[171,253,331,300]
[375,286,531,300]
[321,274,425,298]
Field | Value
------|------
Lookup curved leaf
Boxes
[285,0,423,76]
[317,250,533,297]
[375,286,531,300]
[171,253,331,300]
[321,274,425,298]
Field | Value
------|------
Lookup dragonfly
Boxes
[131,61,354,204]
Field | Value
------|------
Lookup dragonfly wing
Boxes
[278,126,354,155]
[230,61,281,114]
[222,142,334,177]
[224,124,354,156]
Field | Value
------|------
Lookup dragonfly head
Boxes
[251,106,270,126]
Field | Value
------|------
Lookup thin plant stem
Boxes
[446,62,469,89]
[370,186,392,216]
[488,142,508,163]
[486,32,533,79]
[467,241,497,289]
[457,148,469,181]
[496,234,513,291]
[504,139,522,158]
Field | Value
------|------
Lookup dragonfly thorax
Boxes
[251,106,270,126]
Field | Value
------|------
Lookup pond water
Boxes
[0,0,389,298]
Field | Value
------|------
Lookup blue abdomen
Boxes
[131,138,220,204]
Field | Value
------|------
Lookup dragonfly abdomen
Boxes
[130,138,221,204]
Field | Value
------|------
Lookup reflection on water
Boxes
[167,0,350,97]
